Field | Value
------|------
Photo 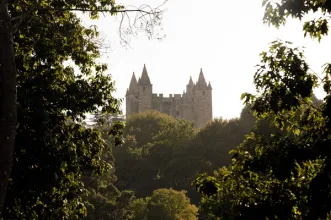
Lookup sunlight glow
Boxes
[79,0,331,119]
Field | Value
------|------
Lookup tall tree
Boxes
[0,0,164,216]
[0,0,165,217]
[0,0,18,214]
[194,1,331,219]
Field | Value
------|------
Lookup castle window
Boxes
[143,86,145,91]
[203,91,205,96]
[177,111,179,116]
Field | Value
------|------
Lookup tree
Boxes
[0,1,165,219]
[194,118,245,169]
[4,5,120,215]
[82,111,137,220]
[91,112,125,129]
[84,189,136,220]
[261,0,331,41]
[0,1,18,214]
[82,116,121,220]
[115,110,265,211]
[0,0,165,215]
[114,110,197,198]
[130,188,199,220]
[194,1,331,219]
[195,41,327,220]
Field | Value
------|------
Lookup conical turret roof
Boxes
[128,72,138,94]
[208,81,212,90]
[196,68,208,89]
[187,76,194,86]
[138,64,151,85]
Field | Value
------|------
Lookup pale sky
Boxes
[79,0,331,119]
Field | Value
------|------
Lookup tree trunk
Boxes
[0,0,17,216]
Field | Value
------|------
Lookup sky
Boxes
[79,0,331,119]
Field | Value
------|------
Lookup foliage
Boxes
[92,112,125,129]
[1,0,164,215]
[84,189,136,220]
[82,112,137,220]
[194,118,247,169]
[2,1,126,219]
[113,109,267,219]
[114,110,197,197]
[194,2,331,218]
[262,0,331,41]
[194,39,331,219]
[124,110,196,149]
[129,198,150,220]
[130,188,198,220]
[114,111,250,208]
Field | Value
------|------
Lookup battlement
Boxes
[152,93,183,99]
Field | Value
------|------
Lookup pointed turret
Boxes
[126,72,139,116]
[196,68,208,89]
[128,72,138,94]
[192,68,212,128]
[187,76,194,86]
[186,76,194,94]
[198,68,207,85]
[138,64,151,85]
[208,81,212,90]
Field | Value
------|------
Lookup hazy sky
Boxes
[79,0,331,119]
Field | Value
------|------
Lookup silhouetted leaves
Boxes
[3,1,123,219]
[194,2,331,217]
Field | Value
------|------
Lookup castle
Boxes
[125,64,213,128]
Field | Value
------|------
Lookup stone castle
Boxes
[125,64,213,127]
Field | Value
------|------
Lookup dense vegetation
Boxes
[2,0,331,219]
[0,0,161,216]
[83,107,289,219]
[194,1,331,219]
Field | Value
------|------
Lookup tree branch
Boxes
[11,2,166,45]
[37,8,159,15]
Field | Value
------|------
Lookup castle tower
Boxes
[193,68,213,127]
[138,64,153,112]
[126,72,139,116]
[181,76,195,122]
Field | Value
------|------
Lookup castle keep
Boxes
[126,64,213,127]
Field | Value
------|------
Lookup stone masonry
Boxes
[125,64,213,128]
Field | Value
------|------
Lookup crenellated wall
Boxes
[151,93,183,118]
